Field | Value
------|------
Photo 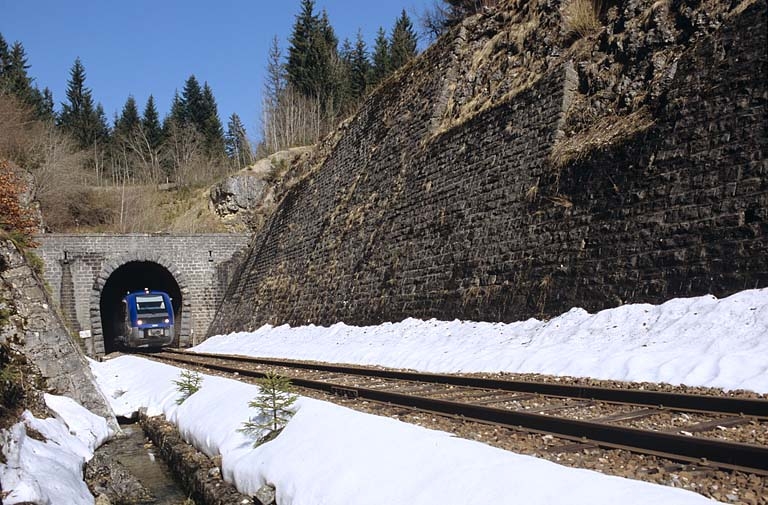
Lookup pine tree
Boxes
[115,95,140,139]
[141,95,163,150]
[58,58,103,149]
[38,87,55,121]
[0,34,9,75]
[390,10,418,72]
[336,37,353,110]
[2,42,32,98]
[163,90,185,136]
[286,1,344,114]
[286,0,319,98]
[225,113,252,169]
[264,36,286,110]
[369,27,390,87]
[94,103,110,143]
[350,30,371,101]
[201,82,225,157]
[0,41,45,113]
[314,9,343,113]
[172,370,203,405]
[238,372,297,446]
[181,75,204,129]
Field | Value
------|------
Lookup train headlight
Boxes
[137,319,143,326]
[164,318,170,324]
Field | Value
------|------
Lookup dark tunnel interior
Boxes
[100,261,182,353]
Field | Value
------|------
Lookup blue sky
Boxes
[1,0,434,141]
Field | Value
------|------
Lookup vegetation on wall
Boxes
[0,159,38,246]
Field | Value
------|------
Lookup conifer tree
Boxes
[350,30,371,100]
[286,0,319,98]
[264,36,286,109]
[181,75,204,128]
[115,95,140,139]
[370,27,390,87]
[59,58,103,149]
[390,10,418,72]
[2,42,33,99]
[0,34,9,75]
[225,113,252,169]
[141,95,163,150]
[94,103,110,143]
[336,37,353,110]
[286,1,344,114]
[164,90,185,135]
[201,82,225,157]
[239,372,297,446]
[314,9,343,113]
[38,87,54,121]
[0,40,45,114]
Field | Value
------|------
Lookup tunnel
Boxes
[99,261,182,353]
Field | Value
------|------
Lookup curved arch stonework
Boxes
[34,233,251,357]
[89,252,193,356]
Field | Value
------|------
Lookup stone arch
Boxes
[89,252,193,356]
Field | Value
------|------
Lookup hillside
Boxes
[209,0,767,335]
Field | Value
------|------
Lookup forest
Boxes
[0,0,492,236]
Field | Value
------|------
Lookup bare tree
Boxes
[262,84,324,155]
[419,0,500,40]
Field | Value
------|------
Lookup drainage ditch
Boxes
[87,417,252,505]
[87,421,192,504]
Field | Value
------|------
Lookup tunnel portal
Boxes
[100,261,182,353]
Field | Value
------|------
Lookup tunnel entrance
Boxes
[100,261,182,353]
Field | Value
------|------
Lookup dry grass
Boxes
[562,0,604,39]
[550,107,655,168]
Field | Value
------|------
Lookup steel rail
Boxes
[154,352,768,475]
[167,349,768,419]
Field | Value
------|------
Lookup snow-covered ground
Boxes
[0,394,112,505]
[87,290,768,504]
[92,355,719,505]
[195,288,768,393]
[7,289,766,504]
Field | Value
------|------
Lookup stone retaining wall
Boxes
[210,2,767,334]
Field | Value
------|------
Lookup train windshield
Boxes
[135,295,167,314]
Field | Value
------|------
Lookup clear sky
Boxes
[1,0,434,142]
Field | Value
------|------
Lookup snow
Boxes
[0,394,114,505]
[8,289,764,504]
[194,288,768,393]
[91,355,718,504]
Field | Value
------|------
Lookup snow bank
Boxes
[0,395,114,505]
[91,356,718,505]
[195,288,768,393]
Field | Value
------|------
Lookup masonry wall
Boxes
[210,3,767,335]
[36,234,249,353]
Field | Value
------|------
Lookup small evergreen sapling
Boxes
[239,372,297,446]
[173,370,203,405]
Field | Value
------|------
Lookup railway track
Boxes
[148,349,768,476]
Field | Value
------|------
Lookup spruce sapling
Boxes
[173,369,203,405]
[239,371,297,446]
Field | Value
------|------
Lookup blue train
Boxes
[117,289,175,348]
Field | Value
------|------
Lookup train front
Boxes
[124,290,175,348]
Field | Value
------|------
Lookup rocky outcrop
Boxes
[209,147,313,232]
[0,237,116,428]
